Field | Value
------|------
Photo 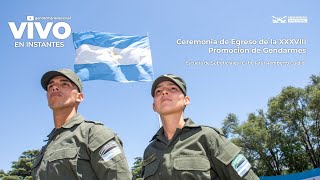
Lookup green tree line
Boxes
[0,150,39,180]
[222,74,320,176]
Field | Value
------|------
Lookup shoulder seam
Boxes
[84,120,104,125]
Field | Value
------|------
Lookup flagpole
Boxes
[147,32,155,81]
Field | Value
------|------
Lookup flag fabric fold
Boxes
[73,31,153,82]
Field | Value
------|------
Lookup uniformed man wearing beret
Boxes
[31,69,132,180]
[142,74,259,180]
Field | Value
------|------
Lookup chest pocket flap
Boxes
[143,154,160,178]
[48,147,79,162]
[174,156,210,171]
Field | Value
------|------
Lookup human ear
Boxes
[184,96,190,105]
[76,93,84,103]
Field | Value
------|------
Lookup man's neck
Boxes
[53,107,77,128]
[161,112,185,141]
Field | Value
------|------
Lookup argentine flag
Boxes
[73,31,153,82]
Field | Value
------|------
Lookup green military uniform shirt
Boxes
[142,118,259,180]
[31,113,132,180]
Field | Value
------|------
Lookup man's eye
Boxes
[155,89,161,94]
[171,87,177,91]
[62,82,70,86]
[47,85,53,89]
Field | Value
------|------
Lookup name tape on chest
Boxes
[99,140,121,161]
[231,154,251,177]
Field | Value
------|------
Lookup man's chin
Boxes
[158,107,180,115]
[48,102,65,110]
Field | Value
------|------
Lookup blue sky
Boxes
[1,0,319,172]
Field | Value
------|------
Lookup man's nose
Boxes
[50,85,60,92]
[161,88,169,95]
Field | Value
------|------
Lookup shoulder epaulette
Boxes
[201,125,225,136]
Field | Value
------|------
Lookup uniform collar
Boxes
[184,118,200,128]
[61,113,85,129]
[150,118,200,142]
[46,113,84,140]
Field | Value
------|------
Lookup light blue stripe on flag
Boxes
[72,31,153,82]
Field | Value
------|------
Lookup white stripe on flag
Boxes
[73,31,153,82]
